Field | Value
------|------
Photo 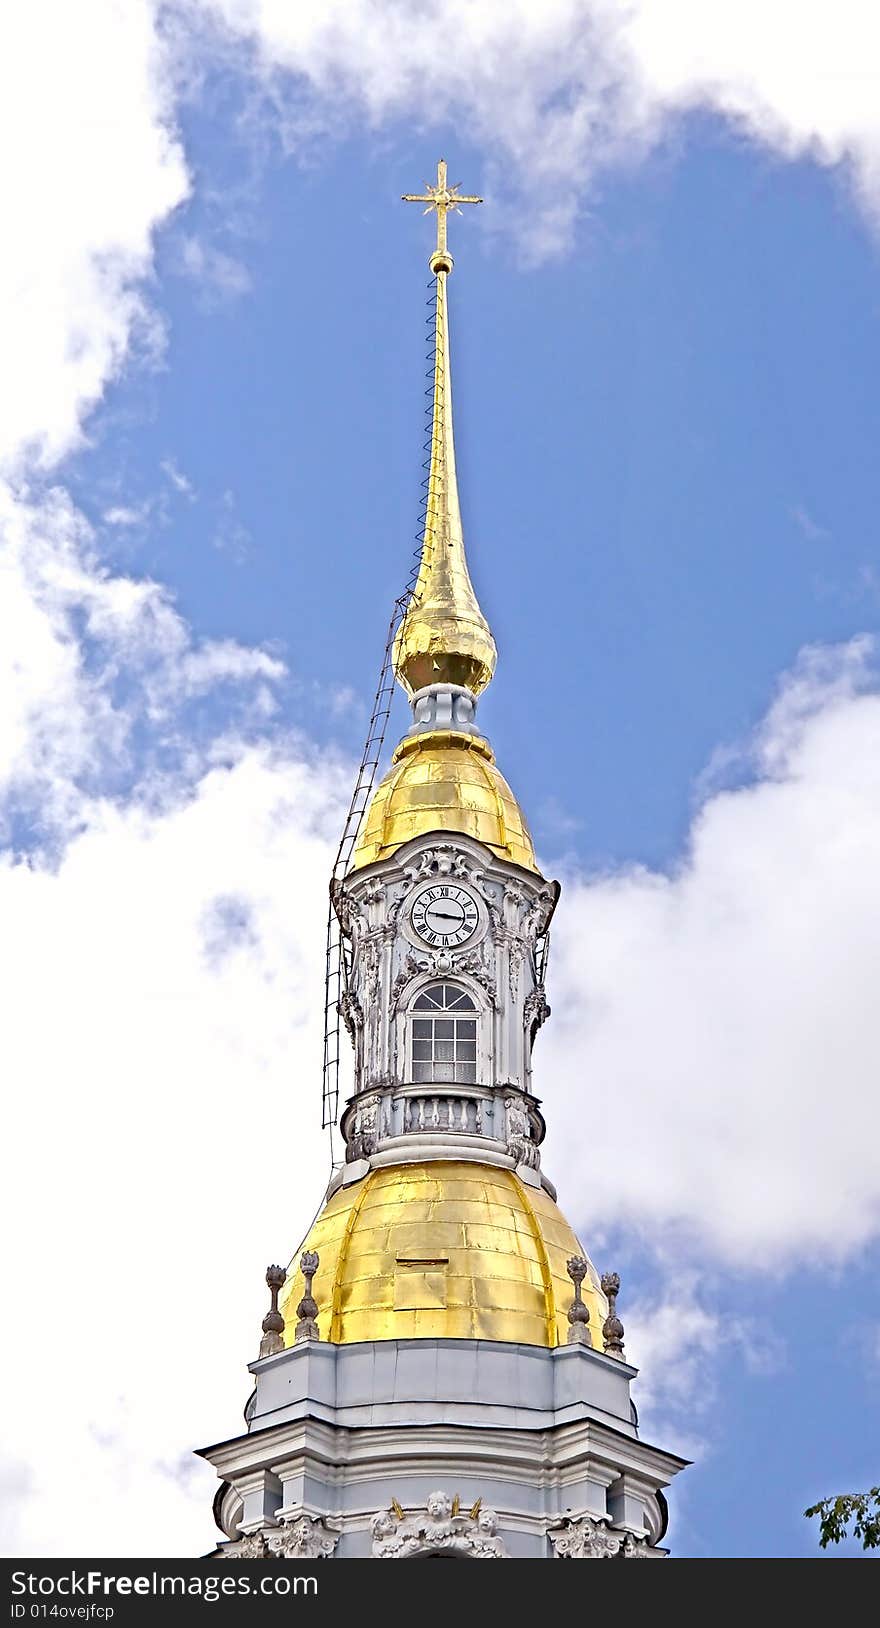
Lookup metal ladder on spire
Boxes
[321,283,440,1135]
[321,592,408,1131]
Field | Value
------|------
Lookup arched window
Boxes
[410,982,477,1084]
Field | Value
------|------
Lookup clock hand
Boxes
[426,909,466,922]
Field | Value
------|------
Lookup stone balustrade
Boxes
[396,1088,497,1138]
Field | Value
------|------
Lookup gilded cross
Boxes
[402,158,482,270]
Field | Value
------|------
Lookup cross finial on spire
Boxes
[402,159,482,274]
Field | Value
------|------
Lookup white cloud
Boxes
[545,638,880,1268]
[0,483,284,833]
[0,739,346,1556]
[212,488,252,562]
[790,504,831,544]
[0,413,339,1565]
[625,1273,783,1455]
[194,0,880,258]
[102,504,152,529]
[626,1282,724,1459]
[161,458,198,501]
[622,2,880,224]
[0,13,316,1553]
[175,234,252,303]
[0,1,187,471]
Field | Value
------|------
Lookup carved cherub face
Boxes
[371,1509,396,1540]
[477,1508,498,1536]
[425,1491,452,1520]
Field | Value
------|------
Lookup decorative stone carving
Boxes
[329,875,347,928]
[548,1515,622,1559]
[507,934,524,999]
[294,1251,320,1342]
[505,1093,539,1169]
[338,989,363,1045]
[601,1271,626,1360]
[224,1517,338,1561]
[390,950,422,1013]
[503,879,525,911]
[621,1532,653,1558]
[273,1514,337,1560]
[453,944,497,1005]
[371,1491,506,1559]
[485,899,502,938]
[523,884,557,942]
[335,888,366,946]
[470,1505,506,1558]
[422,1488,455,1546]
[234,1529,270,1559]
[400,844,496,902]
[370,1508,405,1556]
[391,942,496,1011]
[524,984,550,1040]
[566,1256,592,1347]
[358,937,382,1079]
[259,1264,287,1359]
[361,938,381,1007]
[346,1093,379,1161]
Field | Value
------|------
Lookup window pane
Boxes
[434,1019,454,1039]
[435,1040,454,1061]
[445,987,475,1010]
[412,1062,430,1081]
[433,1061,454,1082]
[456,1041,476,1061]
[414,989,442,1010]
[457,1020,476,1039]
[412,1019,432,1038]
[455,1061,477,1082]
[412,1040,432,1060]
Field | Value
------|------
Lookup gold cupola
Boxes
[351,163,534,873]
[351,729,536,871]
[279,1162,609,1349]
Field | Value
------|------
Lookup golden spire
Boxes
[393,161,497,699]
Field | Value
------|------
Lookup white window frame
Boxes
[404,976,490,1088]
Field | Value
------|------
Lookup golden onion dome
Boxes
[350,728,537,873]
[279,1161,607,1349]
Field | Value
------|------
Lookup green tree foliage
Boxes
[804,1488,880,1550]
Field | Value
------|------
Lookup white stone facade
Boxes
[201,1338,687,1559]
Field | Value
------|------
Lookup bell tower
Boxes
[197,163,688,1561]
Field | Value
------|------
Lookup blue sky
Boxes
[2,1,880,1560]
[78,118,880,870]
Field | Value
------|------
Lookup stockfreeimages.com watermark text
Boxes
[10,1571,317,1609]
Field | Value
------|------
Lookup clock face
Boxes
[410,882,480,948]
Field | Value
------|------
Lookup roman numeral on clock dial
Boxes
[410,882,479,947]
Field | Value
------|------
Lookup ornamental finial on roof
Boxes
[566,1256,592,1346]
[295,1251,321,1343]
[601,1271,626,1360]
[259,1264,287,1358]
